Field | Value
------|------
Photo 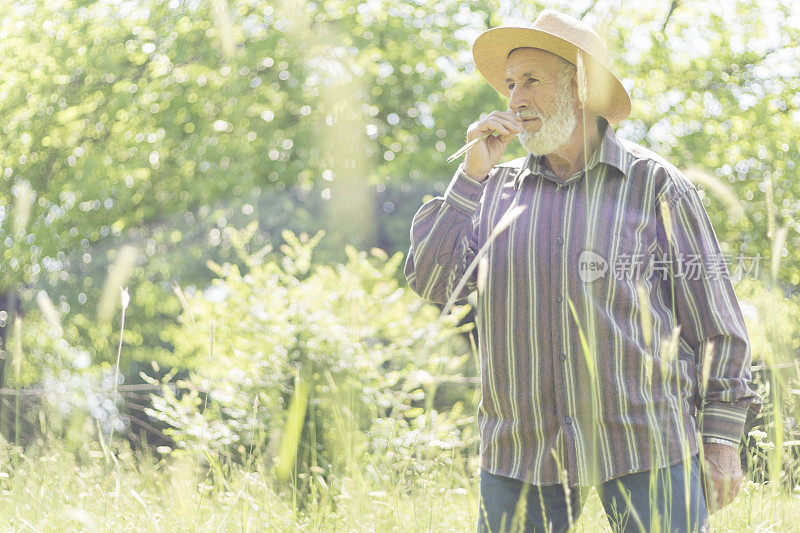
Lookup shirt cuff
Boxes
[443,163,486,214]
[699,401,749,444]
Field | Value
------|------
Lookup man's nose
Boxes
[508,87,528,112]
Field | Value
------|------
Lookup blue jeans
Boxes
[477,455,709,532]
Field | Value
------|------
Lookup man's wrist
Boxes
[444,164,486,214]
[461,164,488,182]
[703,436,738,448]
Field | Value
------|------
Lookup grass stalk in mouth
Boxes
[446,132,500,164]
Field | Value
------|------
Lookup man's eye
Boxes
[508,78,537,90]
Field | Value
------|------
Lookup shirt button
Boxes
[556,295,563,303]
[556,236,564,245]
[565,416,573,425]
[560,352,567,361]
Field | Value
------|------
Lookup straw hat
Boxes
[472,10,631,124]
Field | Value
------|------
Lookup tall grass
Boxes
[0,427,796,530]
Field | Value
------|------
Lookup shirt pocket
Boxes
[572,232,647,315]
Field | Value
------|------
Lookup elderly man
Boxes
[404,10,760,533]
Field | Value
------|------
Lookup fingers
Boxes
[703,472,741,513]
[486,121,518,143]
[704,477,722,513]
[469,110,522,141]
[701,443,742,513]
[725,473,742,505]
[702,465,720,513]
[487,110,523,133]
[461,109,523,175]
[487,117,517,135]
[484,116,522,144]
[701,471,719,513]
[477,117,521,138]
[488,109,521,122]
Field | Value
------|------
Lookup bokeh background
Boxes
[0,0,799,529]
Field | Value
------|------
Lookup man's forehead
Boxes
[507,47,562,65]
[505,48,561,78]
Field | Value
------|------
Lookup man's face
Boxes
[505,48,578,155]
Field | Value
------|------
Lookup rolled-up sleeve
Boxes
[404,163,486,305]
[664,186,761,443]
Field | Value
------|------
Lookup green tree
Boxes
[0,0,501,371]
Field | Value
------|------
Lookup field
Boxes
[2,439,798,531]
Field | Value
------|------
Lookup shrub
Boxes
[147,225,478,482]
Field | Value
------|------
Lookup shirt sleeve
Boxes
[664,186,761,444]
[404,163,486,305]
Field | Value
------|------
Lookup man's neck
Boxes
[544,115,603,182]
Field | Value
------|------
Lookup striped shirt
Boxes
[404,118,760,486]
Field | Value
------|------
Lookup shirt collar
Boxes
[514,118,634,190]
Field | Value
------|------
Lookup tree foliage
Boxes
[0,0,797,394]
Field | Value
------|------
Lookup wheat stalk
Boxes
[446,132,499,163]
[576,51,588,105]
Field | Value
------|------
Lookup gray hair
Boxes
[556,58,577,89]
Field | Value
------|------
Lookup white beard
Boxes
[517,80,578,156]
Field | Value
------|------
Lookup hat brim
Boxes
[472,27,631,124]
